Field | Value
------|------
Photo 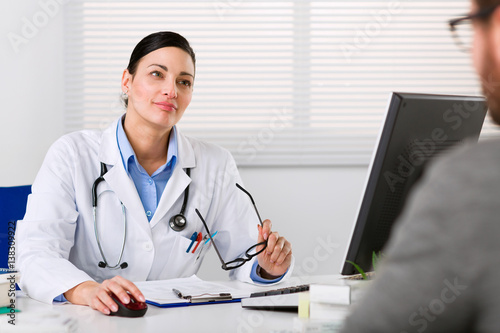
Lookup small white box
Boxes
[0,271,19,307]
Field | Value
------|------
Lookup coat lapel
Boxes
[149,166,190,228]
[149,128,196,228]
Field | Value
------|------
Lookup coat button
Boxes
[144,242,153,251]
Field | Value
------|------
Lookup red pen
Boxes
[192,232,203,253]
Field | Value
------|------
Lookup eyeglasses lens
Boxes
[452,20,474,52]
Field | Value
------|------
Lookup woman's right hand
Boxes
[63,276,145,315]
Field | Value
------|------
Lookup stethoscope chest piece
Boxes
[169,214,187,231]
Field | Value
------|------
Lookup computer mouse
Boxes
[109,293,148,318]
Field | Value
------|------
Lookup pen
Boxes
[172,288,184,299]
[191,232,203,253]
[196,235,209,260]
[186,232,198,253]
[204,231,218,245]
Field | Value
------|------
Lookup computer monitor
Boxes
[341,92,488,275]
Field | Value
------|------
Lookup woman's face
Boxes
[122,46,195,132]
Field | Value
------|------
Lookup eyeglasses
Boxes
[195,184,267,270]
[449,4,500,52]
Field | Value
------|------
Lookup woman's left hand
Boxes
[256,219,292,278]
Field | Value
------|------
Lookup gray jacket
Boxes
[341,138,500,333]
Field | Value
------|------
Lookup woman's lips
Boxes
[154,102,177,111]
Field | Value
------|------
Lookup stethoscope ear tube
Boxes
[92,164,192,269]
[179,168,190,217]
[168,168,191,232]
[93,197,128,270]
[92,162,128,269]
[92,163,108,207]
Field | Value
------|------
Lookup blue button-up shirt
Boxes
[116,118,177,222]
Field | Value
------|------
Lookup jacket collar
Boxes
[97,116,196,229]
[98,117,196,170]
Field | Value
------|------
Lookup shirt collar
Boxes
[116,115,178,174]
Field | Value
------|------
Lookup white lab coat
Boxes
[16,118,293,304]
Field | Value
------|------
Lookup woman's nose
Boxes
[162,79,177,99]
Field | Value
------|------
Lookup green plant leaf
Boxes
[372,252,379,272]
[346,260,368,280]
[372,251,384,272]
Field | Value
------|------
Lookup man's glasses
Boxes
[449,4,500,53]
[195,184,267,271]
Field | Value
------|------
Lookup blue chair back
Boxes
[0,185,31,268]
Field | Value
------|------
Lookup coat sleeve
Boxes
[16,135,95,304]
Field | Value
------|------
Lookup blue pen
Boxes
[204,231,218,245]
[186,232,198,253]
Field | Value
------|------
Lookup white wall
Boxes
[197,166,367,280]
[0,1,368,280]
[0,0,65,186]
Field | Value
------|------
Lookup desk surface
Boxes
[2,275,344,333]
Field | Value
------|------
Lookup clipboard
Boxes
[172,288,233,303]
[146,298,241,308]
[134,275,250,308]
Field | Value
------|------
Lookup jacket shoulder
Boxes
[47,129,102,154]
[428,138,500,184]
[40,129,103,172]
[184,134,234,161]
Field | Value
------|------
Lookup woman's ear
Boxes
[121,69,131,93]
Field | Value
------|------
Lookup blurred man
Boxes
[340,1,500,332]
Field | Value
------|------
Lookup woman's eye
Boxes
[178,80,192,87]
[151,71,163,78]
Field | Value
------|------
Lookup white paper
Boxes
[134,275,251,304]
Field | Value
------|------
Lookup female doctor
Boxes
[16,31,293,315]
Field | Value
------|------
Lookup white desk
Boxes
[2,275,344,333]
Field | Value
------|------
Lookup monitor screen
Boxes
[341,92,488,275]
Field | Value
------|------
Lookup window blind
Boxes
[64,0,495,166]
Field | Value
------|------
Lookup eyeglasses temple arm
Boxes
[236,183,264,227]
[195,208,227,269]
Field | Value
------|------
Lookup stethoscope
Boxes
[91,162,191,269]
